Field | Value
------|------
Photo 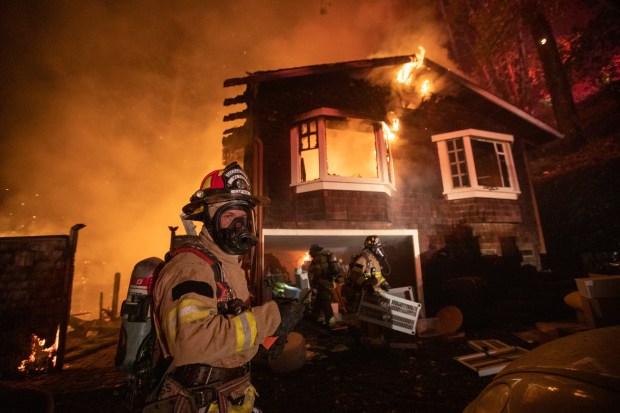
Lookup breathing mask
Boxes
[209,201,257,255]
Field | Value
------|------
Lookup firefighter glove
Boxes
[380,281,391,291]
[267,298,304,359]
[273,298,304,337]
[363,283,375,294]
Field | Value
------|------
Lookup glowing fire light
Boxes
[384,111,400,141]
[396,46,425,85]
[18,326,59,374]
[395,46,433,108]
[420,79,431,97]
[296,251,311,268]
[387,111,400,132]
[382,122,397,142]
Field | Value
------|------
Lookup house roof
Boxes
[224,54,563,140]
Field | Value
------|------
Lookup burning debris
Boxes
[17,328,59,375]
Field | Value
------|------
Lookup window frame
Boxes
[290,108,395,195]
[432,129,521,200]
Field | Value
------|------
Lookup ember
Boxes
[17,327,59,374]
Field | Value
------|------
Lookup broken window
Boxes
[470,139,511,188]
[432,129,520,200]
[290,108,394,195]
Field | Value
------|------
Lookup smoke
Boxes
[0,0,448,318]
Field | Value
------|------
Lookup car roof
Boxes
[497,326,620,391]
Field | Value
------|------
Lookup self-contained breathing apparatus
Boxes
[115,257,166,411]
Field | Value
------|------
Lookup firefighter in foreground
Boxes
[148,162,303,413]
[307,244,344,330]
[345,235,391,346]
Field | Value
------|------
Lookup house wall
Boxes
[223,68,547,318]
[391,95,542,267]
[243,75,543,269]
[293,190,390,226]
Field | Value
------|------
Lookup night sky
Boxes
[0,0,450,317]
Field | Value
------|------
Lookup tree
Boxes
[562,4,620,106]
[438,0,586,148]
[525,3,585,147]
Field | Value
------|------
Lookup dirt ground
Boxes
[2,315,555,413]
[248,319,533,413]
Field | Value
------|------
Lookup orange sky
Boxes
[0,0,451,318]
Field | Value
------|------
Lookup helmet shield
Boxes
[210,201,257,255]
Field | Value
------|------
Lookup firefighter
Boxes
[306,244,343,330]
[148,162,303,413]
[346,235,391,346]
[348,236,391,294]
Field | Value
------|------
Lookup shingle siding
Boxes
[224,60,550,269]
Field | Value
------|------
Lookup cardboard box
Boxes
[575,275,620,298]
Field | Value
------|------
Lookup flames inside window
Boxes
[298,117,381,182]
[325,118,378,179]
[292,110,395,195]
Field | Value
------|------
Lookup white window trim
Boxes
[290,108,395,196]
[432,129,521,200]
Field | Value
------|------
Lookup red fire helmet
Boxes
[182,162,269,220]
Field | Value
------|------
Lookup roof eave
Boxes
[223,54,564,141]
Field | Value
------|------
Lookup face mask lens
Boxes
[219,207,248,230]
[212,203,257,254]
[229,216,247,232]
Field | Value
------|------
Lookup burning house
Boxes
[219,52,562,319]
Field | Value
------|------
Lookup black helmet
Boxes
[309,244,323,257]
[364,235,385,259]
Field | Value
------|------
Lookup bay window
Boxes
[290,108,395,195]
[432,129,520,200]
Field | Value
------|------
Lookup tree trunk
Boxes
[438,0,460,62]
[527,8,585,148]
[516,26,532,111]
